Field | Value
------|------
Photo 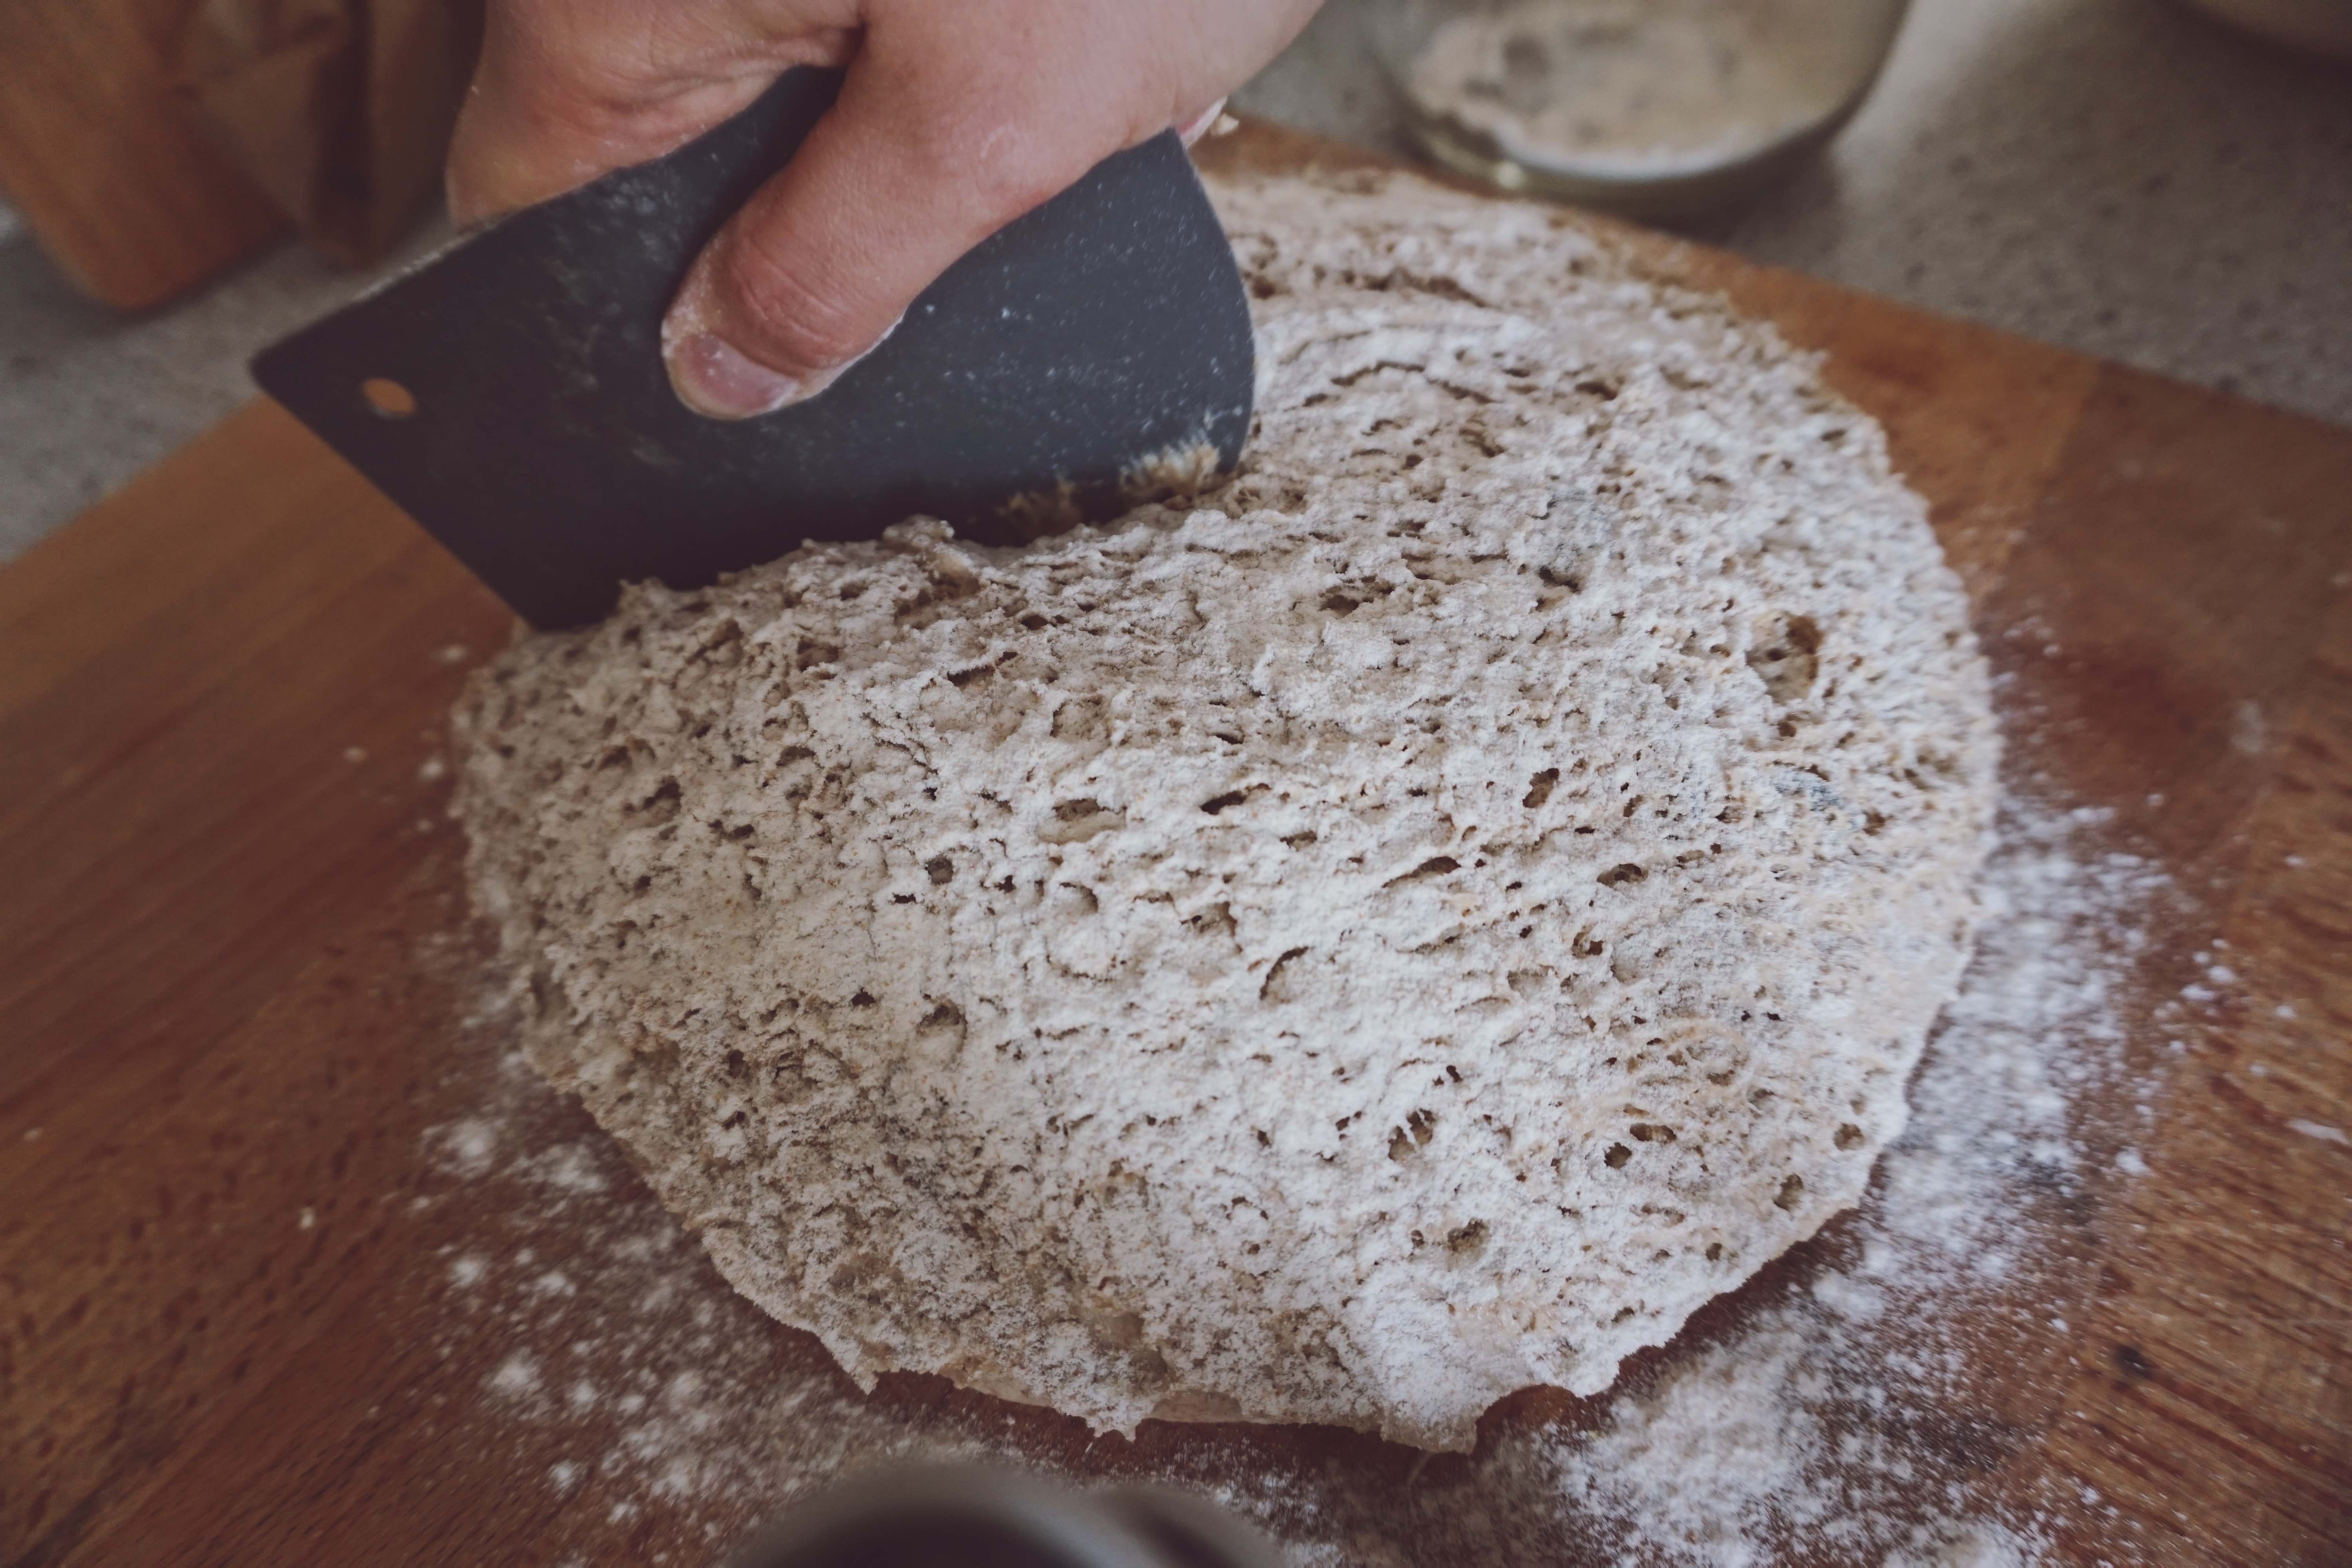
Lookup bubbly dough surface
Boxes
[455,168,1997,1450]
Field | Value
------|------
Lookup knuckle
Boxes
[909,96,1090,230]
[960,138,1074,225]
[966,155,1071,229]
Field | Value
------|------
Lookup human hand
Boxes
[446,0,1321,419]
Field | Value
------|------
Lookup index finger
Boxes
[445,0,860,226]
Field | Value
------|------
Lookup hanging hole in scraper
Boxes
[360,377,419,419]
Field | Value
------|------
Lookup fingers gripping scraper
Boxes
[252,69,1257,629]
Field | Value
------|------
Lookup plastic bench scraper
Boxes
[251,67,1256,630]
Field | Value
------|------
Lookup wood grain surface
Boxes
[3,120,2347,1566]
[0,0,285,309]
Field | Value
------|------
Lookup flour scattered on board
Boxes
[399,162,2184,1568]
[413,789,2169,1564]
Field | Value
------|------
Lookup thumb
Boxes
[661,65,1110,420]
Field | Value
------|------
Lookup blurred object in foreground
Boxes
[172,0,481,267]
[0,0,475,311]
[1371,0,1909,220]
[724,1468,1285,1568]
[2177,0,2352,58]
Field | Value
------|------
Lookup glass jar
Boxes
[1370,0,1911,220]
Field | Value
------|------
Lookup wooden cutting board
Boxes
[3,120,2347,1566]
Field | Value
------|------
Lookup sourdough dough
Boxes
[454,168,1997,1451]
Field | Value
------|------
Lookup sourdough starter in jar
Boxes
[1400,0,1891,183]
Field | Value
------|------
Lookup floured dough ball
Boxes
[454,168,1996,1451]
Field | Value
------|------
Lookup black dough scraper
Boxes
[252,67,1257,629]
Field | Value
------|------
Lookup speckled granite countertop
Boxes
[2,0,2346,563]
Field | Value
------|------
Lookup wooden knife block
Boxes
[0,0,474,309]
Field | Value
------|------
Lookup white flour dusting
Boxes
[412,787,2169,1565]
[1506,799,2171,1564]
